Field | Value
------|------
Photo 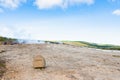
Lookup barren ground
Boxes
[0,44,120,80]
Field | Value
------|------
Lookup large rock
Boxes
[33,55,46,69]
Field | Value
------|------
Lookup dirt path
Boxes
[0,44,120,80]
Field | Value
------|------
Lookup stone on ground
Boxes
[33,55,46,69]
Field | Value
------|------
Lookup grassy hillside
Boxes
[0,36,17,45]
[62,41,120,50]
[0,36,120,50]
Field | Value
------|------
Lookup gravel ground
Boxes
[0,44,120,80]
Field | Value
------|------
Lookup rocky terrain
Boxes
[0,44,120,80]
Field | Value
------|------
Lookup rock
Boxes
[33,55,46,69]
[0,50,6,53]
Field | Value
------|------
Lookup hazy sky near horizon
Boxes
[0,0,120,45]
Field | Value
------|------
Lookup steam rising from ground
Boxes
[0,26,31,39]
[0,25,120,45]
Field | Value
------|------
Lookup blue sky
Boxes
[0,0,120,45]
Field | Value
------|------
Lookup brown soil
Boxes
[0,44,120,80]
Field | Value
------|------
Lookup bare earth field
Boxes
[0,44,120,80]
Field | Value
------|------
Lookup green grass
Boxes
[62,41,120,50]
[0,36,17,44]
[1,36,120,50]
[62,41,88,46]
[0,36,16,41]
[0,59,6,79]
[0,61,5,67]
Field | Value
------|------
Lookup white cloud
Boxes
[0,0,27,9]
[112,9,120,16]
[34,0,94,9]
[0,0,94,10]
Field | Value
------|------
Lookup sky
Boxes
[0,0,120,45]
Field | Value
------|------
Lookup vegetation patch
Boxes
[0,58,6,79]
[112,55,120,58]
[0,50,6,53]
[0,36,17,45]
[62,41,120,50]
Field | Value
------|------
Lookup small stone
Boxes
[33,55,46,69]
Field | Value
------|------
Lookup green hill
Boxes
[0,36,17,45]
[0,36,120,50]
[62,41,120,50]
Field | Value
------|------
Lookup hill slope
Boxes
[62,41,120,50]
[0,36,17,45]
